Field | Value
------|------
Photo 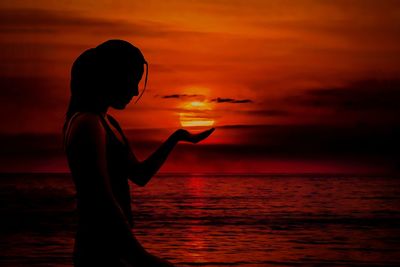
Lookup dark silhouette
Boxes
[63,39,214,267]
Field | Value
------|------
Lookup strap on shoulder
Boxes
[106,114,130,145]
[63,112,83,149]
[63,112,107,149]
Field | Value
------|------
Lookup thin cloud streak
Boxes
[158,94,204,99]
[210,97,253,104]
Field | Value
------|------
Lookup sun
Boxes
[179,101,215,128]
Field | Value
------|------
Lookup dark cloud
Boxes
[0,75,68,120]
[254,17,400,45]
[1,123,398,173]
[3,123,395,159]
[0,8,152,35]
[0,8,226,38]
[284,79,400,125]
[0,76,64,107]
[157,95,254,104]
[286,80,400,111]
[158,94,204,99]
[210,97,253,104]
[214,123,399,161]
[290,80,400,111]
[0,75,68,133]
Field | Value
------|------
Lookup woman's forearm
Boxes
[127,128,214,186]
[129,131,179,186]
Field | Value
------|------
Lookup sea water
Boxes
[1,173,399,266]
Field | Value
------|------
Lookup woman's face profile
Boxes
[109,64,144,109]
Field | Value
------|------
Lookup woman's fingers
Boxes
[191,128,215,143]
[177,128,215,143]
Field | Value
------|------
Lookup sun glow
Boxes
[179,101,215,128]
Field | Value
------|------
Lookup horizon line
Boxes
[0,171,397,178]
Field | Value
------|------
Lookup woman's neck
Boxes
[98,105,109,117]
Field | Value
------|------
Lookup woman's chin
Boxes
[111,102,128,110]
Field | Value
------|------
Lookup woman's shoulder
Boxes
[69,112,105,130]
[65,112,106,148]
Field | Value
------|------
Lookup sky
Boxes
[0,0,399,173]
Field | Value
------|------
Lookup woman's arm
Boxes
[127,128,215,186]
[66,113,147,257]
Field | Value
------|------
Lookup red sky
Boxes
[0,1,399,173]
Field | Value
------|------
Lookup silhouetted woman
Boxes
[63,39,214,267]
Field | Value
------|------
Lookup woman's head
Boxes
[67,39,147,118]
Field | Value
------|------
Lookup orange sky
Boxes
[0,1,399,173]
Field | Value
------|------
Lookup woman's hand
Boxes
[175,128,215,144]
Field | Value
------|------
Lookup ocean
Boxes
[1,173,399,266]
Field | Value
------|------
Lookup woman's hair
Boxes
[63,39,147,135]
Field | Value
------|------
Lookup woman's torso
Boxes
[64,112,134,230]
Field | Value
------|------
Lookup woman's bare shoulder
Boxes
[66,112,106,146]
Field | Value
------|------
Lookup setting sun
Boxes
[179,101,215,128]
